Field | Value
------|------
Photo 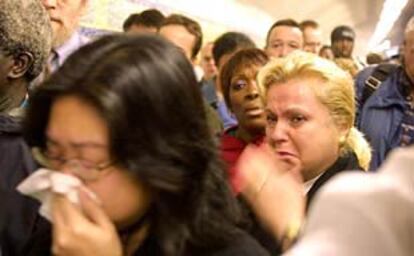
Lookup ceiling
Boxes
[237,0,385,56]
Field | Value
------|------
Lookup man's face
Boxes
[303,27,323,54]
[41,0,87,48]
[200,43,217,80]
[159,24,196,62]
[265,25,303,58]
[331,38,354,58]
[404,30,414,82]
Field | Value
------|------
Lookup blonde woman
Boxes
[237,51,372,250]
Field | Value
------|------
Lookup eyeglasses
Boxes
[31,147,115,181]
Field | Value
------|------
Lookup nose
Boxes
[58,159,83,177]
[245,81,260,100]
[267,121,288,146]
[41,0,57,8]
[279,45,290,58]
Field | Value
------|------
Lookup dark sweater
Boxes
[23,222,270,256]
[0,114,39,256]
[306,151,363,208]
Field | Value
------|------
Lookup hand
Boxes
[237,144,305,240]
[51,190,122,256]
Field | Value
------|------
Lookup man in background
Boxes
[159,14,223,135]
[0,1,52,116]
[331,25,356,59]
[356,17,414,170]
[265,19,303,58]
[39,0,90,77]
[300,20,323,54]
[0,1,52,254]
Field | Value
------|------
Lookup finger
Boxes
[78,189,113,229]
[237,145,275,196]
[51,194,71,256]
[52,192,85,225]
[52,195,66,242]
[52,193,70,226]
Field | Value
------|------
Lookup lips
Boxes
[276,151,297,159]
[245,106,264,117]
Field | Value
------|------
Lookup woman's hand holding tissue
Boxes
[51,189,122,256]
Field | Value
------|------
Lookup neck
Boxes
[235,126,264,144]
[122,222,150,256]
[0,80,27,114]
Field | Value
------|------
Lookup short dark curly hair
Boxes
[0,0,52,82]
[212,32,256,67]
[123,9,165,32]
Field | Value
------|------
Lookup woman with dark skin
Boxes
[219,48,269,193]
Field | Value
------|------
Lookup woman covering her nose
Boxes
[22,34,269,256]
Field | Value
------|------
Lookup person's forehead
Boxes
[333,38,354,45]
[159,24,195,59]
[269,25,302,41]
[201,43,213,56]
[304,27,322,37]
[160,24,193,39]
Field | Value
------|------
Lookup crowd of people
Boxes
[0,0,413,255]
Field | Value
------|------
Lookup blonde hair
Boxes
[257,51,371,170]
[334,58,359,78]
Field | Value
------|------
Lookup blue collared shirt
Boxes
[51,30,90,72]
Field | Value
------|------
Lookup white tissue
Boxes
[16,168,98,222]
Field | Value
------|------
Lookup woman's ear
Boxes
[8,52,34,79]
[337,122,351,141]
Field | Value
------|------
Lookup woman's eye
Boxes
[266,114,277,126]
[231,80,247,91]
[45,144,61,158]
[291,115,306,124]
[271,43,282,49]
[80,159,97,169]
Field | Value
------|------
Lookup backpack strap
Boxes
[360,64,398,107]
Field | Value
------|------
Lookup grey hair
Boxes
[405,16,414,34]
[0,0,52,81]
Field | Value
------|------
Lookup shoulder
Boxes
[0,114,37,187]
[220,126,245,152]
[0,114,22,134]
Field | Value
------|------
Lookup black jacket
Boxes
[306,151,363,208]
[0,114,40,256]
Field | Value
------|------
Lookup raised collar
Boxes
[53,30,89,68]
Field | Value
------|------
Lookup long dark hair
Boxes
[24,34,240,255]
